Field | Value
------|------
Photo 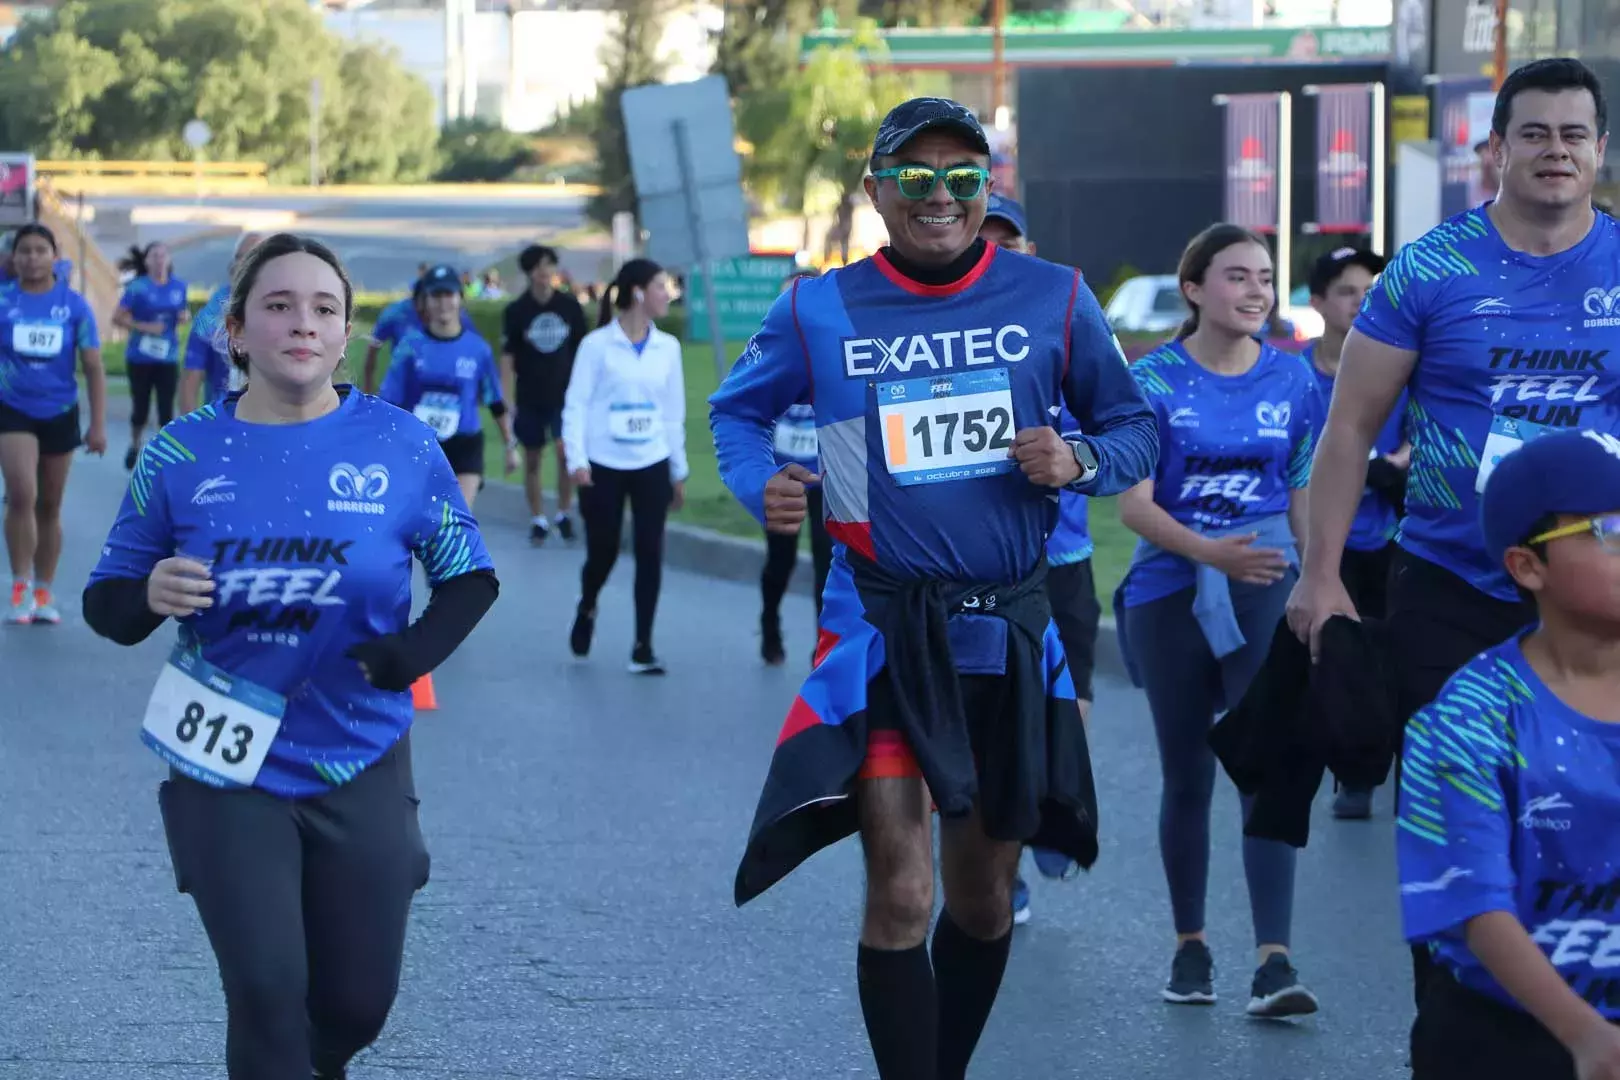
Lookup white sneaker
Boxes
[5,581,35,624]
[30,589,60,625]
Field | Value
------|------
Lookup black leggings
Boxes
[761,486,832,620]
[128,363,179,430]
[155,735,431,1080]
[579,459,672,647]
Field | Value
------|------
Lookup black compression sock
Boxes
[857,942,937,1080]
[931,911,1013,1080]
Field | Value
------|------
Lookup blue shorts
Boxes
[513,407,562,450]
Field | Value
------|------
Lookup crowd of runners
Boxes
[4,52,1620,1080]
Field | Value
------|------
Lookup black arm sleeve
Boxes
[346,569,499,691]
[82,577,167,646]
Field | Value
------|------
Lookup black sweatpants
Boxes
[128,363,179,429]
[1412,970,1582,1080]
[579,459,672,648]
[1386,550,1535,1009]
[157,734,431,1080]
[762,486,832,619]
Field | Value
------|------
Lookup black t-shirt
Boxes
[501,289,588,411]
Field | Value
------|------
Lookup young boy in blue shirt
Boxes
[1399,428,1620,1080]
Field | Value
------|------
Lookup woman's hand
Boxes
[147,556,214,617]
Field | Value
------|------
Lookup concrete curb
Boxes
[469,475,1128,680]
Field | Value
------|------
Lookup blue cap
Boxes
[1481,428,1620,565]
[416,264,461,295]
[983,195,1027,238]
[872,97,990,158]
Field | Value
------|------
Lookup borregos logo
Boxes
[843,325,1030,377]
[327,463,390,516]
[1583,286,1620,329]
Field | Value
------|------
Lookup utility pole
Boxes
[1492,0,1509,90]
[990,0,1007,121]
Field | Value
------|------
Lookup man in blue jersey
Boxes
[710,97,1158,1080]
[1300,245,1409,821]
[1287,56,1620,1010]
[1400,428,1620,1079]
[180,232,263,413]
[978,195,1095,921]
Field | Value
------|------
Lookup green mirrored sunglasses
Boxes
[870,164,990,201]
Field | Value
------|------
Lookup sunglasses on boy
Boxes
[870,163,990,202]
[1526,513,1620,553]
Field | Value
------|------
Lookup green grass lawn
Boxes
[102,334,1135,604]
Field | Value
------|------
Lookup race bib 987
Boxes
[414,392,462,440]
[877,369,1017,487]
[12,322,63,360]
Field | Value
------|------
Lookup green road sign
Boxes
[685,254,798,345]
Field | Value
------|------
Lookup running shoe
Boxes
[124,444,138,470]
[5,581,34,625]
[555,512,575,541]
[1332,786,1374,820]
[1247,954,1319,1018]
[529,518,550,546]
[30,588,60,625]
[761,613,785,666]
[1162,940,1216,1005]
[569,602,595,657]
[628,643,665,675]
[1011,877,1031,926]
[1031,847,1077,881]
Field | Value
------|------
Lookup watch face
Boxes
[1072,439,1097,471]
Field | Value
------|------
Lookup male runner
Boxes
[978,194,1097,921]
[501,244,588,544]
[1285,56,1620,1008]
[711,97,1158,1079]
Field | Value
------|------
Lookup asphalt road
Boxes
[1,419,1420,1079]
[80,193,604,293]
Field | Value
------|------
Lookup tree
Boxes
[0,0,438,184]
[589,0,672,230]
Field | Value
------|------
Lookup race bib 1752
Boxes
[11,322,64,360]
[140,646,284,789]
[877,368,1017,487]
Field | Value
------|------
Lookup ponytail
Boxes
[597,257,664,330]
[119,244,150,278]
[596,283,617,329]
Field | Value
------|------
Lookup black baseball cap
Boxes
[416,264,461,295]
[1307,246,1387,296]
[872,97,990,158]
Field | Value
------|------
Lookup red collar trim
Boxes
[872,243,996,298]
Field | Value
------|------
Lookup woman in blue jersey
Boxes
[82,233,499,1080]
[0,223,108,625]
[379,263,516,511]
[114,242,189,470]
[1115,223,1319,1017]
[563,257,689,675]
[181,232,264,413]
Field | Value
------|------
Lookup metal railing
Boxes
[36,160,269,180]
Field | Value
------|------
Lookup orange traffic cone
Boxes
[411,673,438,711]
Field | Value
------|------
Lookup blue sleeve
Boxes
[1286,369,1318,489]
[378,338,415,407]
[1060,275,1159,495]
[117,283,139,314]
[708,285,811,526]
[184,316,214,373]
[88,445,175,584]
[76,295,101,350]
[1353,244,1426,352]
[478,341,502,406]
[409,441,496,587]
[370,304,402,347]
[1396,661,1519,945]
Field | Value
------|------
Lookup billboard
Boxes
[0,154,36,228]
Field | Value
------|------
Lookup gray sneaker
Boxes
[1162,940,1216,1004]
[1332,786,1374,820]
[1247,954,1319,1018]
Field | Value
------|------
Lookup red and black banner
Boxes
[1314,85,1372,233]
[1222,93,1280,233]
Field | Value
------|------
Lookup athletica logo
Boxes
[1255,401,1290,438]
[190,475,236,506]
[1520,792,1574,831]
[327,463,390,516]
[1168,407,1200,428]
[1471,297,1511,316]
[1399,866,1474,895]
[1584,287,1620,328]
